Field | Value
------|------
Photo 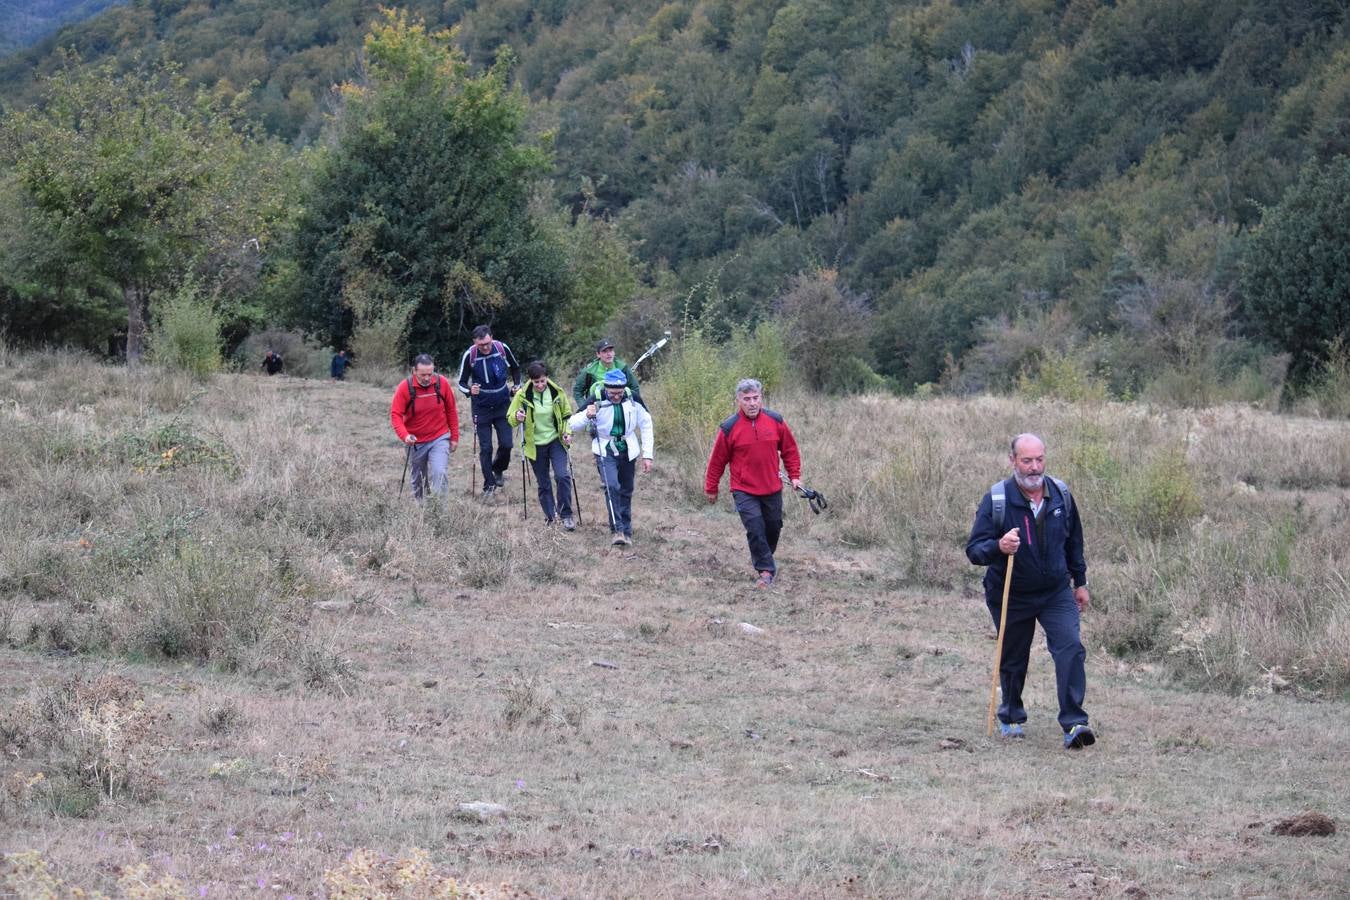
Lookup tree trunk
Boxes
[124,284,146,364]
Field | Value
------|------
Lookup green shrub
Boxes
[149,284,222,377]
[730,319,790,395]
[648,327,739,455]
[349,300,417,376]
[1120,448,1202,539]
[774,270,882,394]
[1016,352,1107,403]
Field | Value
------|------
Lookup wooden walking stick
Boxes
[986,554,1015,736]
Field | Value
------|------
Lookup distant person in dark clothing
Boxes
[262,350,284,375]
[330,350,349,380]
[456,325,522,495]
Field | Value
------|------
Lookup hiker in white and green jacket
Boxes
[508,361,576,529]
[567,368,653,546]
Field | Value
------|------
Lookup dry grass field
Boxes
[1,350,1347,898]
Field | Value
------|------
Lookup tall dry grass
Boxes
[3,348,1347,696]
[2,348,1349,896]
[758,393,1350,696]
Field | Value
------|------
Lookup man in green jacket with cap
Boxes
[573,338,643,409]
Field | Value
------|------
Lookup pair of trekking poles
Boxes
[455,416,584,526]
[513,423,588,526]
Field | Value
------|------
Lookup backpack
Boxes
[469,340,509,384]
[719,408,785,439]
[405,374,445,417]
[990,477,1072,531]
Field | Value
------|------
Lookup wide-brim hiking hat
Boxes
[595,338,616,352]
[602,368,628,387]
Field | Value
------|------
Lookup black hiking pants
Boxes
[473,403,513,486]
[733,489,783,575]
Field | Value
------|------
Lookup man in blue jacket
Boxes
[966,433,1094,750]
[456,325,522,495]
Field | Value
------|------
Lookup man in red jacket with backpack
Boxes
[704,378,803,588]
[390,354,460,499]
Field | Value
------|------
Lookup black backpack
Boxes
[990,477,1072,530]
[405,375,445,416]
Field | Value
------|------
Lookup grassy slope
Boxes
[1,361,1347,896]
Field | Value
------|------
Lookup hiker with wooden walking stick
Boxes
[966,433,1095,750]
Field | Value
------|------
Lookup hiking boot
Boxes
[481,482,497,496]
[1063,724,1096,750]
[621,534,633,546]
[999,721,1025,739]
[755,571,775,588]
[611,533,625,546]
[544,517,556,527]
[561,516,576,531]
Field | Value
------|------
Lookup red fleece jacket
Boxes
[704,410,801,496]
[389,375,460,444]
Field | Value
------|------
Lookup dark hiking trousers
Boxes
[529,439,573,521]
[597,452,636,536]
[733,489,784,575]
[473,404,513,486]
[986,583,1088,732]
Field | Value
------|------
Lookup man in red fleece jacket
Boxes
[390,354,460,499]
[704,378,803,588]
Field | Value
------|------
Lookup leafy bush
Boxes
[1119,448,1203,540]
[729,319,789,396]
[148,283,222,377]
[1016,351,1108,403]
[648,327,740,456]
[348,298,417,377]
[775,270,884,394]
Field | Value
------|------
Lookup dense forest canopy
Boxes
[0,0,124,55]
[1,0,1347,400]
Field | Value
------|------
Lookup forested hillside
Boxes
[1,0,1348,402]
[0,0,122,55]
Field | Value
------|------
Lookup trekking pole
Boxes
[632,330,672,374]
[519,424,528,521]
[596,454,618,534]
[779,472,828,513]
[469,416,478,495]
[567,448,583,526]
[986,554,1016,737]
[399,443,412,496]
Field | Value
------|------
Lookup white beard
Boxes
[1014,472,1044,492]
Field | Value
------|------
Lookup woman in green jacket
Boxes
[508,361,576,529]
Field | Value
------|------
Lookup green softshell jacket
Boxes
[572,358,641,408]
[507,379,575,461]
